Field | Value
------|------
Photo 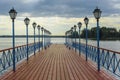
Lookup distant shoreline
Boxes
[0,36,120,41]
[76,38,120,41]
[0,35,66,38]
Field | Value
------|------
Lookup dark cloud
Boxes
[0,0,120,17]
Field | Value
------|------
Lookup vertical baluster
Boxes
[3,51,6,70]
[113,53,115,73]
[107,51,110,70]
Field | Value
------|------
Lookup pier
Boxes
[0,5,119,80]
[0,44,117,80]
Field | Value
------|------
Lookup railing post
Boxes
[86,25,88,61]
[9,8,17,72]
[74,25,77,52]
[97,19,100,71]
[71,27,73,49]
[26,25,29,61]
[113,53,115,73]
[65,33,67,44]
[24,17,30,61]
[39,28,40,51]
[79,28,81,56]
[34,27,36,55]
[93,7,102,71]
[44,30,45,49]
[37,25,41,52]
[42,29,43,49]
[12,19,16,72]
[41,27,44,50]
[77,22,82,56]
[84,17,89,61]
[75,31,76,52]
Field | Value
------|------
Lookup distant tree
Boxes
[80,26,120,40]
[90,27,97,39]
[71,31,79,38]
[100,27,107,39]
[81,29,86,38]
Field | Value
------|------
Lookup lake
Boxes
[0,37,120,52]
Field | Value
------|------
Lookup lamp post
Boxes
[74,25,77,52]
[24,17,30,61]
[37,25,41,52]
[66,31,68,45]
[77,22,82,56]
[65,32,67,44]
[47,30,50,46]
[49,31,51,45]
[93,7,102,71]
[44,29,46,48]
[84,17,89,61]
[32,22,37,55]
[71,27,73,48]
[68,30,71,46]
[9,8,17,72]
[41,27,44,50]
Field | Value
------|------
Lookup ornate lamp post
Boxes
[71,27,73,48]
[24,17,30,61]
[48,31,51,45]
[65,32,67,44]
[37,25,41,52]
[77,22,82,56]
[84,17,89,61]
[68,30,71,46]
[44,29,46,48]
[74,25,77,52]
[93,7,102,71]
[41,27,44,50]
[66,31,68,45]
[44,29,46,49]
[9,8,17,72]
[32,22,37,55]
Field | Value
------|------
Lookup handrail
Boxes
[70,42,120,77]
[0,42,44,74]
[75,42,120,54]
[0,43,34,52]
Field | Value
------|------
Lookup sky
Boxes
[0,0,120,35]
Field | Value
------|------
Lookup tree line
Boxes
[69,27,120,40]
[80,27,120,40]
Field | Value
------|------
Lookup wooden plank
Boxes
[65,50,79,80]
[51,52,57,80]
[59,49,65,80]
[61,50,70,80]
[47,53,55,80]
[42,53,54,80]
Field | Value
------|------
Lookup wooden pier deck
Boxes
[0,44,117,80]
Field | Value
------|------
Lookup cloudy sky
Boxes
[0,0,120,35]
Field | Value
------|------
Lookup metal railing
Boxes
[71,42,120,77]
[0,42,43,74]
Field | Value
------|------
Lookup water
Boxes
[0,37,120,52]
[0,37,34,50]
[67,38,120,52]
[81,39,120,52]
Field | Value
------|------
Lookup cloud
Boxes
[0,0,120,35]
[22,0,40,4]
[0,0,119,18]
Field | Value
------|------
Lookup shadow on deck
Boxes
[0,44,117,80]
